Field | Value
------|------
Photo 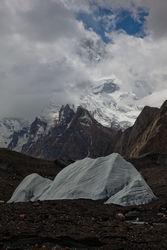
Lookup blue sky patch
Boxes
[77,7,113,43]
[77,7,148,42]
[115,10,148,37]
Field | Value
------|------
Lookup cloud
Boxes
[3,0,83,43]
[144,0,167,39]
[0,0,102,118]
[90,0,167,39]
[65,0,167,39]
[17,0,81,43]
[92,32,167,96]
[0,0,167,119]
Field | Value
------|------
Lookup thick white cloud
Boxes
[0,0,167,118]
[93,32,167,93]
[0,0,102,118]
[145,0,167,38]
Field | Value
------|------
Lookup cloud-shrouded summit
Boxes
[0,0,167,119]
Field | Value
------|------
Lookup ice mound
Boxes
[8,173,52,203]
[8,153,156,206]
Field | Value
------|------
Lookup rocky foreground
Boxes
[0,199,167,249]
[0,150,167,249]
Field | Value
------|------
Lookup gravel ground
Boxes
[0,150,167,249]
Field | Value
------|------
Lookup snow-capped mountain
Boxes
[4,78,147,152]
[80,79,143,128]
[0,118,29,148]
[39,78,143,130]
[9,105,119,159]
[8,117,47,152]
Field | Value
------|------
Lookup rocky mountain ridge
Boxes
[7,99,167,160]
[115,101,167,158]
[20,105,119,160]
[0,118,29,148]
[0,79,152,151]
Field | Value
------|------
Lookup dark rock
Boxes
[115,100,167,158]
[24,106,119,160]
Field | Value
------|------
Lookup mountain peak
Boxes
[59,104,75,125]
[134,105,159,128]
[92,80,120,95]
[76,106,92,117]
[160,99,167,115]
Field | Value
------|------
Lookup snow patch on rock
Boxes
[0,118,29,148]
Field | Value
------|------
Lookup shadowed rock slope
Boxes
[0,148,71,201]
[25,100,167,160]
[8,100,167,161]
[24,105,120,160]
[116,100,167,158]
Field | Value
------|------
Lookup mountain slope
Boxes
[43,79,142,129]
[3,79,145,150]
[0,148,71,201]
[115,100,167,157]
[80,79,142,128]
[24,105,119,160]
[0,118,29,148]
[8,99,167,161]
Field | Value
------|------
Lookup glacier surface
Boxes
[8,153,156,206]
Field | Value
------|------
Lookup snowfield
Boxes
[8,153,156,206]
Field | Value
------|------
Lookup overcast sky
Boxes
[0,0,167,118]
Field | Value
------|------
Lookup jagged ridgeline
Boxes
[7,100,167,161]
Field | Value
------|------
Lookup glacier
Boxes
[8,153,156,206]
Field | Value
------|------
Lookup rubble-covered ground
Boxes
[0,149,167,249]
[0,199,167,249]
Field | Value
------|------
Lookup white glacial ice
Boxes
[8,153,156,206]
[8,173,52,203]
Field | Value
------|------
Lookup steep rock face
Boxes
[0,118,28,148]
[25,105,119,160]
[116,101,167,157]
[8,127,29,152]
[3,79,144,149]
[8,99,167,160]
[22,118,47,153]
[8,118,47,152]
[8,106,74,154]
